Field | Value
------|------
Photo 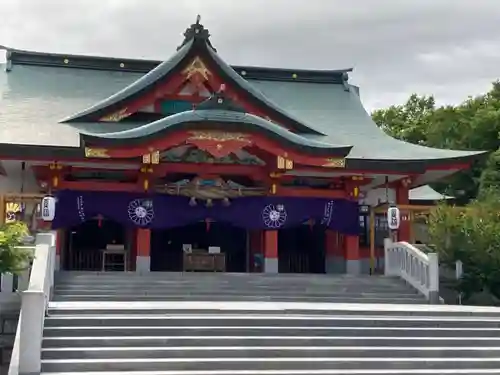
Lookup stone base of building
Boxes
[136,256,151,274]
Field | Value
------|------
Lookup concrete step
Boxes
[43,314,500,328]
[54,271,399,279]
[54,285,419,296]
[39,357,500,372]
[42,336,500,348]
[40,346,500,360]
[52,290,423,298]
[46,301,500,317]
[53,284,416,293]
[51,295,426,304]
[42,326,500,338]
[37,370,500,375]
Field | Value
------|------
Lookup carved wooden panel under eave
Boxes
[186,131,253,158]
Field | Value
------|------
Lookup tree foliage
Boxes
[427,190,500,303]
[0,221,34,274]
[372,81,500,202]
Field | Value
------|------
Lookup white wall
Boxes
[359,188,396,206]
[0,161,40,194]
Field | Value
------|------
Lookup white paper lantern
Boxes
[387,205,400,230]
[41,196,56,221]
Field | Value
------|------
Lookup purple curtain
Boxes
[52,190,359,235]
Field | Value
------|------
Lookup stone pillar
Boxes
[263,230,278,273]
[345,234,361,274]
[55,229,63,271]
[396,185,411,242]
[325,230,345,273]
[136,228,151,273]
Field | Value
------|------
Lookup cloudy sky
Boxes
[1,0,499,111]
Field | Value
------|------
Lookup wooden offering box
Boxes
[183,250,226,272]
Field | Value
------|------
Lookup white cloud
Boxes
[0,0,499,110]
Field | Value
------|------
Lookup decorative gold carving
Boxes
[187,131,251,143]
[99,108,130,122]
[85,148,110,158]
[322,158,346,168]
[182,56,212,81]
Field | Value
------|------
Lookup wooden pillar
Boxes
[136,228,151,273]
[263,230,278,273]
[325,230,344,274]
[396,184,411,242]
[369,207,376,274]
[345,235,361,274]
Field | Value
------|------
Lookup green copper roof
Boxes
[61,39,194,123]
[249,79,484,161]
[0,58,486,163]
[0,63,143,146]
[80,108,351,154]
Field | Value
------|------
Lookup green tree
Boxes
[372,94,435,144]
[0,221,34,274]
[372,81,500,202]
[427,190,500,303]
[479,149,500,193]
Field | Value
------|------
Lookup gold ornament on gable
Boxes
[322,158,346,168]
[182,56,212,82]
[84,148,110,158]
[99,108,130,122]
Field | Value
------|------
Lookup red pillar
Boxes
[396,185,411,242]
[263,230,278,273]
[345,234,361,274]
[136,228,151,273]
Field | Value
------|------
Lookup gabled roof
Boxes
[409,185,454,201]
[80,92,352,157]
[58,20,327,135]
[0,19,487,173]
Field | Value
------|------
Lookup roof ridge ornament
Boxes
[195,84,246,113]
[177,15,217,52]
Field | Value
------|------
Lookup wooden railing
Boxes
[384,238,440,303]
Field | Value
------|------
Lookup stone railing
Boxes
[384,238,440,304]
[0,252,32,313]
[8,232,56,375]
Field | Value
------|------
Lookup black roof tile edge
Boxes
[4,48,352,84]
[0,143,486,174]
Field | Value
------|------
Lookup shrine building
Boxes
[0,19,485,274]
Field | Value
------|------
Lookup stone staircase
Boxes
[39,272,500,374]
[52,272,427,304]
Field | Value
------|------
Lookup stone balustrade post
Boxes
[18,290,45,375]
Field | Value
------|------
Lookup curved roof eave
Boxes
[206,46,326,136]
[79,109,353,156]
[59,39,195,123]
